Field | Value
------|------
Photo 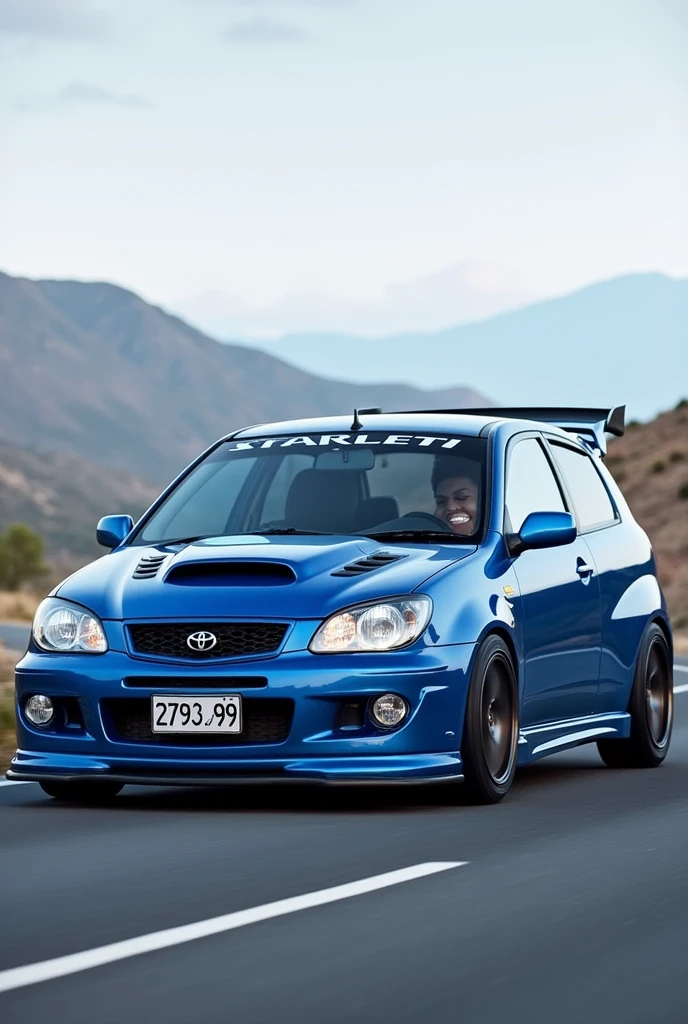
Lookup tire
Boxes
[460,635,519,804]
[39,781,124,802]
[597,623,673,769]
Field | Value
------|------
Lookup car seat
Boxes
[350,496,400,531]
[284,469,361,533]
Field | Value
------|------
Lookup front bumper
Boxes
[8,643,476,786]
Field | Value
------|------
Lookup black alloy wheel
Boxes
[460,634,519,804]
[597,623,673,769]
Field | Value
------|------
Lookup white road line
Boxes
[0,779,31,788]
[0,862,465,994]
[674,664,688,674]
[674,684,688,694]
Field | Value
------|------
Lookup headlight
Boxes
[32,598,108,654]
[309,596,432,653]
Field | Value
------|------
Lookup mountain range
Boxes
[251,273,687,422]
[0,271,489,486]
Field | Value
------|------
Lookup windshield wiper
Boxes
[247,528,331,536]
[145,529,332,545]
[161,535,212,545]
[362,530,466,543]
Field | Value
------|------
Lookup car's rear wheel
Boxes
[38,781,124,802]
[597,623,673,769]
[460,635,519,804]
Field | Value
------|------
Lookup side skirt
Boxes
[516,712,632,766]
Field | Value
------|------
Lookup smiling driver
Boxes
[432,457,481,535]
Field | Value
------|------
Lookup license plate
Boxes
[151,694,242,734]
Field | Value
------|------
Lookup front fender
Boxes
[421,536,524,692]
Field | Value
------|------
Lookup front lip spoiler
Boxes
[5,769,463,788]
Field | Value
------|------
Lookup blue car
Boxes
[7,406,674,804]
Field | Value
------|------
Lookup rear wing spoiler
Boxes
[370,404,626,454]
[460,405,626,454]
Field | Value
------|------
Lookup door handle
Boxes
[576,561,594,584]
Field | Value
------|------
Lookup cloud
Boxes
[225,17,311,44]
[171,262,537,340]
[204,1,351,6]
[16,82,150,112]
[234,1,352,6]
[0,0,107,39]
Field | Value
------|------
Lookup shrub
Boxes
[669,451,686,463]
[675,398,688,411]
[678,482,688,501]
[651,460,665,474]
[0,524,48,591]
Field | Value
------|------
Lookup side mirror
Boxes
[510,511,577,555]
[97,514,134,549]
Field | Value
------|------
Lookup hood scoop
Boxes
[164,561,297,587]
[132,553,167,580]
[332,551,406,578]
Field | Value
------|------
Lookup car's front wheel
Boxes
[38,781,124,802]
[460,634,519,804]
[597,623,673,769]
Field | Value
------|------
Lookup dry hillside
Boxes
[606,402,688,628]
[0,437,159,558]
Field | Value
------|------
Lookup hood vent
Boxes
[164,561,297,587]
[132,553,167,580]
[332,551,405,578]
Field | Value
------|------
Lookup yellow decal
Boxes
[503,585,515,597]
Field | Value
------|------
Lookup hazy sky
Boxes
[1,0,686,336]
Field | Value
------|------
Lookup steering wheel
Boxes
[401,511,453,532]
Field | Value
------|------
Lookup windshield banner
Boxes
[226,434,464,451]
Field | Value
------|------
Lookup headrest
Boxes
[285,469,360,533]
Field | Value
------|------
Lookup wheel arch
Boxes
[651,615,674,661]
[476,625,521,696]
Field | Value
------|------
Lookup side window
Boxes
[548,442,617,532]
[505,438,566,533]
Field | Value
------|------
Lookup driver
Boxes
[432,457,481,536]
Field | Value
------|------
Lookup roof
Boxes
[228,405,624,454]
[229,411,499,440]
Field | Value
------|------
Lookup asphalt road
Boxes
[1,657,688,1024]
[0,622,29,652]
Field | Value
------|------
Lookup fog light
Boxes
[25,695,55,726]
[370,693,409,729]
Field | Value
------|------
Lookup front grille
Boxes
[103,698,294,746]
[128,622,289,660]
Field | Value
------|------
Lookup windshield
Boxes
[135,432,488,545]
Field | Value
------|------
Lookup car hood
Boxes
[56,535,476,620]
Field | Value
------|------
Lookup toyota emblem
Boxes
[186,630,218,652]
